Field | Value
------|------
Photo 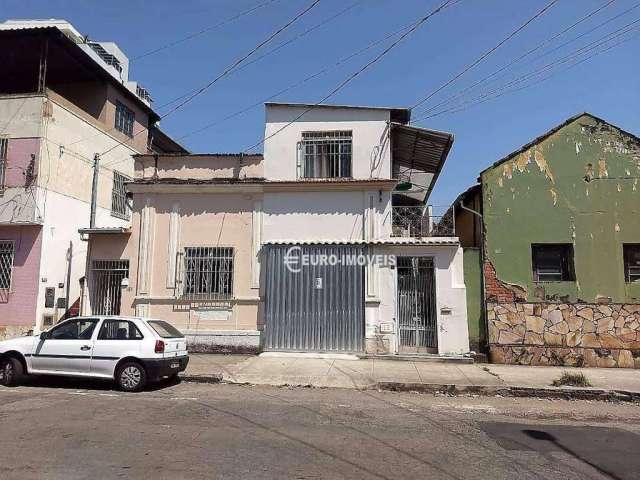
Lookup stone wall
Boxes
[488,302,640,368]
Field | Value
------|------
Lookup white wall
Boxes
[35,189,119,330]
[0,95,43,138]
[372,245,470,356]
[262,190,391,242]
[263,105,392,181]
[41,98,138,221]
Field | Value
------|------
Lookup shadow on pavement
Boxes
[480,422,640,480]
[8,375,181,393]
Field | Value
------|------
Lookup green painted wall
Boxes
[463,248,484,351]
[481,114,640,303]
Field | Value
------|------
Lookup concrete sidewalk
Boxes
[181,354,640,398]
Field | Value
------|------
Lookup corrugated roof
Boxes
[263,238,459,246]
[78,227,130,235]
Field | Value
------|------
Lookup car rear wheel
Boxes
[116,362,147,392]
[0,357,24,387]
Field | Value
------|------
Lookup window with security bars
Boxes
[115,101,135,137]
[624,244,640,283]
[300,131,352,179]
[0,138,7,192]
[0,241,15,290]
[182,247,234,300]
[111,171,130,219]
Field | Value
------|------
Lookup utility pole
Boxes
[90,153,100,228]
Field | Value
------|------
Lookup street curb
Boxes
[375,382,640,402]
[181,374,223,384]
[179,374,640,402]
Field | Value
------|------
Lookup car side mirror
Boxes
[40,332,51,340]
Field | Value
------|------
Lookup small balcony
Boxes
[391,205,454,238]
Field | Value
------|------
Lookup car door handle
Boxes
[80,345,91,351]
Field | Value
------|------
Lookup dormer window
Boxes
[300,131,352,179]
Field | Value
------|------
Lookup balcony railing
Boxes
[391,206,455,238]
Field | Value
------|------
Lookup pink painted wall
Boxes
[0,225,42,326]
[5,138,40,187]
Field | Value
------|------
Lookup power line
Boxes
[176,9,421,142]
[414,23,640,121]
[131,0,280,61]
[412,0,621,119]
[157,0,361,112]
[410,0,560,111]
[243,0,459,153]
[101,0,322,163]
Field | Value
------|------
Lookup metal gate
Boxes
[264,245,365,352]
[90,260,129,315]
[397,257,437,353]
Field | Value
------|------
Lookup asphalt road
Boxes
[1,378,639,480]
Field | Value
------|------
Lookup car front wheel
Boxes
[0,357,24,387]
[116,362,147,392]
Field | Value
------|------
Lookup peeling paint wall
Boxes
[482,114,640,304]
[481,114,640,368]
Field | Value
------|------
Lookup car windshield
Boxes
[147,320,183,338]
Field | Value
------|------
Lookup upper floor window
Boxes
[115,101,135,137]
[0,240,14,290]
[111,171,130,220]
[300,131,352,179]
[0,138,7,192]
[624,244,640,283]
[531,244,575,282]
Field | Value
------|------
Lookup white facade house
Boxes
[260,103,470,356]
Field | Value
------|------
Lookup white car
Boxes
[0,316,189,392]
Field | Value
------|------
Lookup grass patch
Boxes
[552,371,592,388]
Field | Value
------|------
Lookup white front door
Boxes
[90,319,144,377]
[31,318,99,374]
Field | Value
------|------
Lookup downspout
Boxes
[458,200,488,357]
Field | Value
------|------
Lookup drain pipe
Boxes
[458,201,488,357]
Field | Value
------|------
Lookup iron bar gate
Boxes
[90,260,129,315]
[397,257,437,353]
[264,245,365,352]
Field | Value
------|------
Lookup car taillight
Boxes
[155,340,165,354]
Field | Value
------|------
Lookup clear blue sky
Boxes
[3,0,639,206]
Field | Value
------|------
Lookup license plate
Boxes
[170,362,180,369]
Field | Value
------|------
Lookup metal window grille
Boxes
[111,171,130,219]
[181,247,234,300]
[624,244,640,283]
[0,138,7,192]
[301,131,352,179]
[0,241,15,290]
[115,101,135,137]
[391,206,454,237]
[90,260,129,315]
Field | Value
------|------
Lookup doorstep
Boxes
[361,354,474,364]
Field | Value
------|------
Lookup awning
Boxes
[78,227,130,235]
[390,123,454,174]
